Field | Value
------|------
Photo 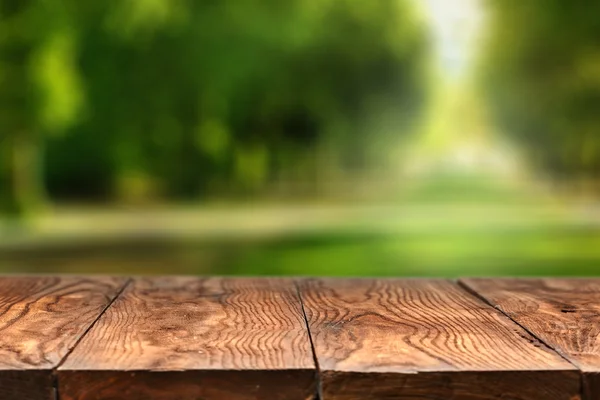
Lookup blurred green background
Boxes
[1,0,599,276]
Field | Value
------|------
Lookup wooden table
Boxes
[0,276,597,400]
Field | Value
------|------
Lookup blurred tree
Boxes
[482,0,600,188]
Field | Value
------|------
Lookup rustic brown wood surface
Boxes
[0,276,597,399]
[298,278,580,400]
[0,276,127,400]
[462,278,600,400]
[58,277,316,400]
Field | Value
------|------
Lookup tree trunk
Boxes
[1,132,46,217]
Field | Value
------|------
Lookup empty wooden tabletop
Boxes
[0,276,598,399]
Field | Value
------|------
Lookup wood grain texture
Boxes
[58,277,316,400]
[0,276,127,400]
[299,278,580,400]
[462,278,600,399]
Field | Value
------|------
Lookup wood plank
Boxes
[0,276,127,400]
[298,278,580,400]
[58,277,316,400]
[462,278,600,399]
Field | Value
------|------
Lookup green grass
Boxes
[223,227,600,276]
[2,175,599,277]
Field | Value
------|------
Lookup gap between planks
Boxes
[52,278,133,400]
[295,280,323,400]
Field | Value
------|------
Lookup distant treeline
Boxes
[0,0,429,213]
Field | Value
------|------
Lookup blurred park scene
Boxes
[1,0,599,276]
